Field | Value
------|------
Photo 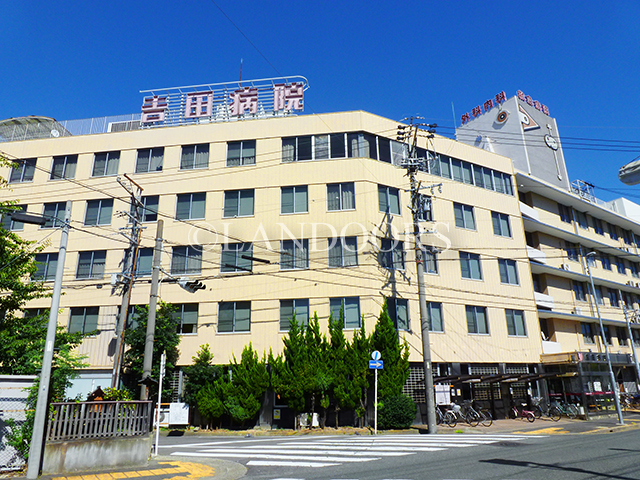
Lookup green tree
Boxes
[371,301,410,399]
[271,315,309,414]
[328,308,354,427]
[196,381,225,428]
[229,343,269,425]
[349,315,371,426]
[183,344,221,407]
[305,313,331,427]
[123,302,180,401]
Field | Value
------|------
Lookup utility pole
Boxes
[141,219,163,400]
[25,201,71,479]
[112,174,144,389]
[398,119,439,434]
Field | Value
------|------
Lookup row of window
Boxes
[453,202,513,238]
[581,322,640,347]
[564,241,640,277]
[28,300,529,337]
[573,281,632,308]
[1,182,432,232]
[558,202,638,247]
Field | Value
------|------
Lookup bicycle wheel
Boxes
[444,411,457,428]
[549,406,561,422]
[532,405,542,419]
[526,411,535,423]
[508,407,517,419]
[566,404,579,419]
[466,410,481,427]
[436,410,442,425]
[480,410,493,427]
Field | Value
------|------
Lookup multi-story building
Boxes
[2,78,594,421]
[457,89,640,415]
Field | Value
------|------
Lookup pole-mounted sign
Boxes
[370,350,383,435]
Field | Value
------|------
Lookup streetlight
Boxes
[585,251,624,424]
[14,201,72,479]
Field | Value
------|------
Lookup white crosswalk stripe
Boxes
[168,433,541,469]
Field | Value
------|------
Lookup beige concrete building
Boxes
[1,98,543,414]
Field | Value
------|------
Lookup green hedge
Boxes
[378,394,417,429]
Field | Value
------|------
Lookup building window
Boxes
[498,259,519,285]
[281,186,308,214]
[327,182,355,211]
[506,309,526,336]
[92,151,120,177]
[581,323,595,344]
[632,263,640,279]
[221,243,253,273]
[600,253,611,270]
[618,327,628,346]
[427,302,444,332]
[423,249,438,274]
[171,246,202,275]
[330,297,361,329]
[280,299,310,331]
[609,289,620,307]
[180,144,209,170]
[565,242,580,262]
[558,204,572,223]
[387,298,409,330]
[84,199,113,226]
[380,239,405,270]
[42,202,66,228]
[34,253,58,281]
[76,251,106,279]
[218,301,251,333]
[281,239,309,270]
[417,195,433,221]
[454,203,476,230]
[466,305,489,334]
[1,205,26,230]
[608,223,618,240]
[615,257,626,275]
[623,229,634,245]
[282,136,313,162]
[135,147,164,173]
[9,158,36,183]
[50,155,77,180]
[68,307,99,334]
[174,303,198,335]
[176,192,206,220]
[227,140,256,166]
[575,211,588,230]
[378,185,400,215]
[24,308,48,319]
[460,251,482,280]
[634,330,640,348]
[593,217,604,235]
[593,286,604,305]
[574,281,587,302]
[137,195,159,222]
[223,189,254,217]
[135,248,153,277]
[492,212,511,237]
[328,237,358,267]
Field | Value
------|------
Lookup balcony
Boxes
[541,340,562,354]
[519,201,539,221]
[527,245,547,264]
[534,291,555,310]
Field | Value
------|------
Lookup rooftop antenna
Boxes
[239,58,243,86]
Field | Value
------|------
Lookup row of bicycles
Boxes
[621,393,640,411]
[436,398,581,427]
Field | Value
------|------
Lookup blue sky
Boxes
[3,0,640,202]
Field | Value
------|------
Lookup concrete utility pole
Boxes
[26,201,71,479]
[586,252,624,424]
[399,119,438,434]
[112,174,144,389]
[141,219,163,400]
[619,291,640,392]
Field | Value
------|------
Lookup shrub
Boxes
[378,394,417,430]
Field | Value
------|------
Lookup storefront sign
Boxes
[461,90,549,125]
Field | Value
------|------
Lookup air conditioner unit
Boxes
[108,120,141,133]
[573,307,583,315]
[561,263,571,271]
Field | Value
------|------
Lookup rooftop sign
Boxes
[140,76,309,127]
[460,90,550,125]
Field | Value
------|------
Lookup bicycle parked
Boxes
[443,401,481,428]
[531,397,561,422]
[508,402,536,422]
[621,393,640,411]
[552,400,580,419]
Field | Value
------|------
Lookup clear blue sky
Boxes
[3,0,640,202]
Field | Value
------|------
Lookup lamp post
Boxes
[586,251,624,424]
[17,201,72,479]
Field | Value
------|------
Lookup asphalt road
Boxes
[158,428,640,480]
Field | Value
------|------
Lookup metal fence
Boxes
[0,376,36,471]
[47,401,152,442]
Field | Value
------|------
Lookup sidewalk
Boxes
[8,411,640,480]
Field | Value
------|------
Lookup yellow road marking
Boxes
[49,460,214,480]
[513,427,569,435]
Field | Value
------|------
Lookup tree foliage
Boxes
[183,344,221,407]
[123,302,181,401]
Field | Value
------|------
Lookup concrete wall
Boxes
[42,434,152,475]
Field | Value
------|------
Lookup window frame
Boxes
[466,305,489,335]
[217,301,251,333]
[9,158,36,183]
[175,192,206,220]
[221,242,253,273]
[498,258,520,285]
[423,249,438,274]
[223,189,255,218]
[378,185,401,215]
[68,306,99,335]
[34,252,58,281]
[460,251,482,280]
[170,246,202,276]
[454,203,476,230]
[491,211,512,237]
[328,237,358,268]
[227,140,256,166]
[386,297,410,331]
[280,239,309,270]
[380,238,405,270]
[581,322,596,344]
[505,309,527,337]
[134,248,153,277]
[281,185,309,214]
[84,199,114,226]
[76,251,106,279]
[174,303,199,335]
[427,302,444,332]
[137,195,159,222]
[135,147,164,173]
[1,205,26,231]
[50,155,77,180]
[329,297,361,329]
[279,299,310,331]
[180,144,210,170]
[41,202,67,229]
[327,182,356,211]
[92,151,120,177]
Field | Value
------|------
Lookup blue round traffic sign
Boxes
[371,350,381,361]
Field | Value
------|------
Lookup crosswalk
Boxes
[165,434,541,469]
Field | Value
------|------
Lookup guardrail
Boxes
[47,401,152,441]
